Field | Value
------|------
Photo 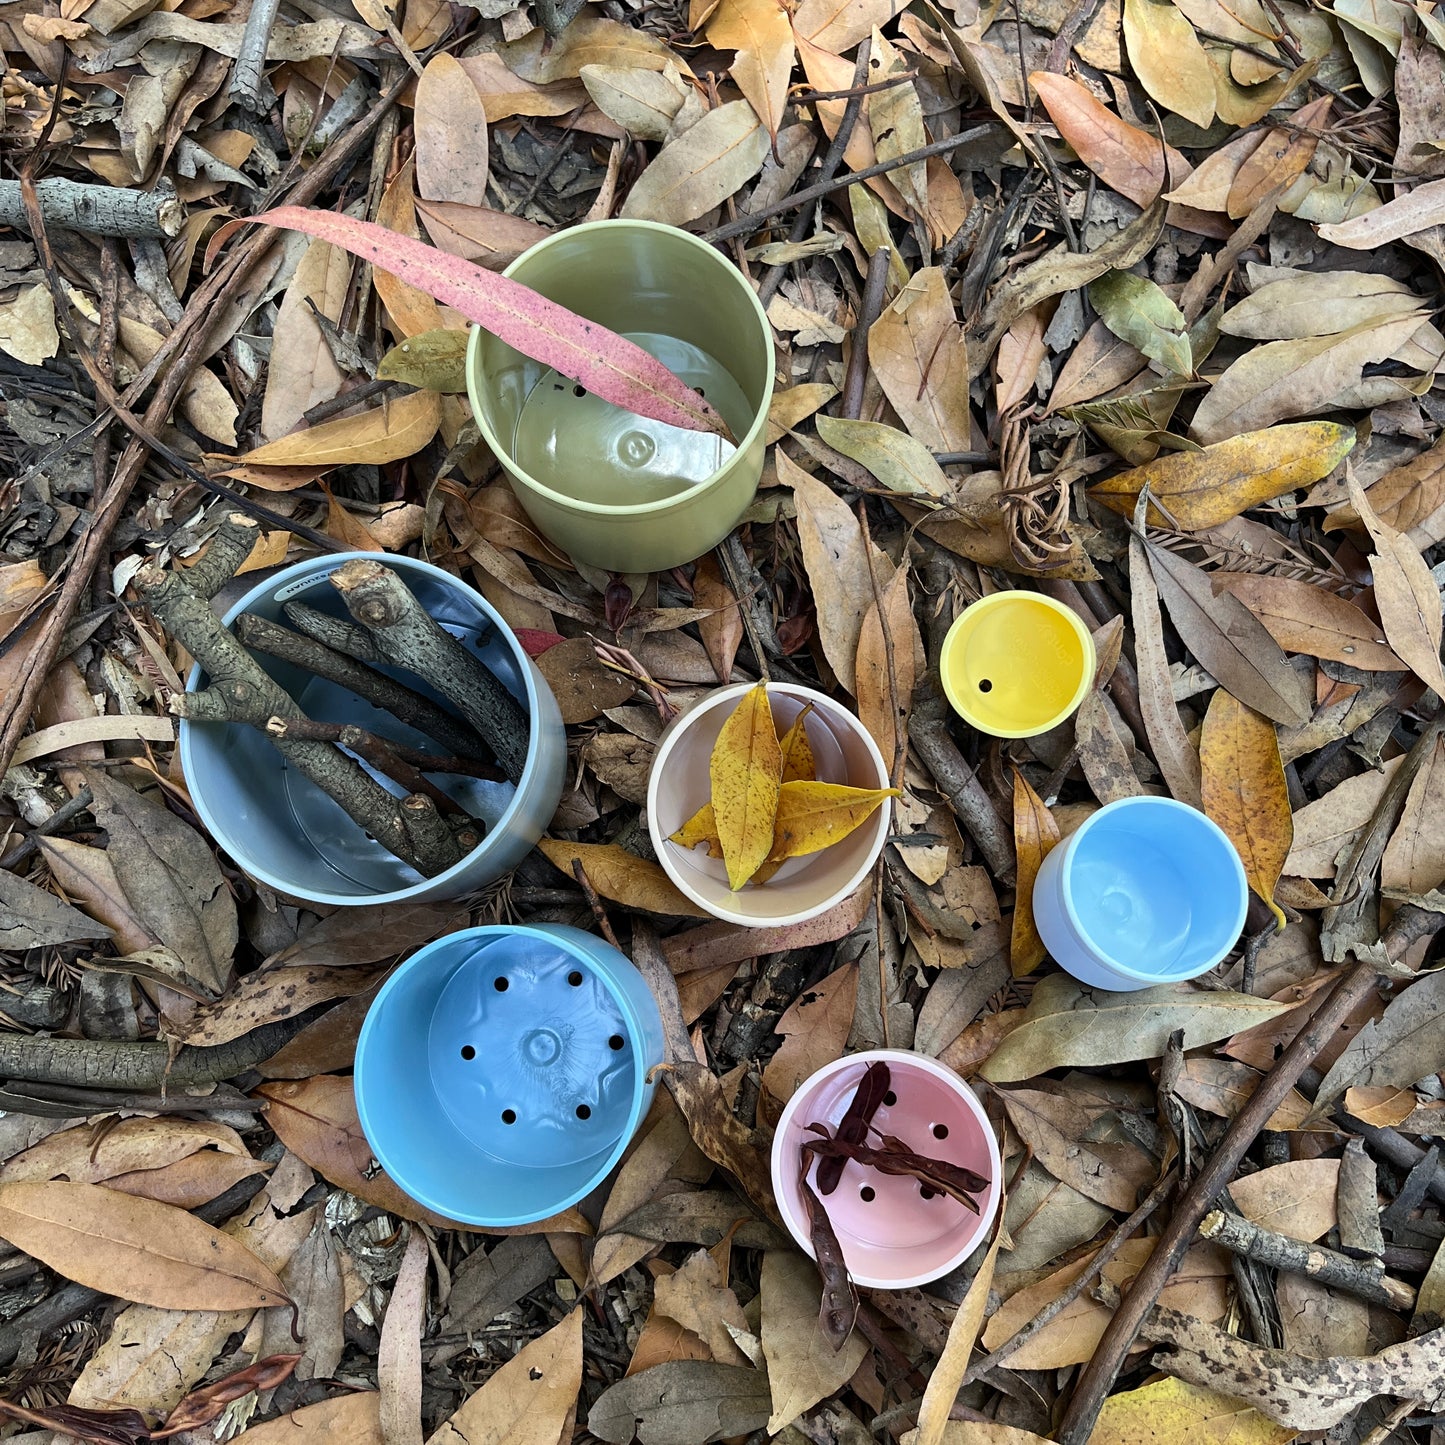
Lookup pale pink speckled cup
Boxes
[771,1049,1001,1290]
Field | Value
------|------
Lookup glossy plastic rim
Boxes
[466,218,773,519]
[177,553,547,907]
[939,591,1096,738]
[354,924,654,1227]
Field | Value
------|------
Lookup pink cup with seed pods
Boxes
[771,1049,1002,1290]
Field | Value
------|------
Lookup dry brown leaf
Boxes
[237,390,441,470]
[854,557,916,767]
[259,239,348,442]
[0,1118,248,1187]
[1130,529,1203,808]
[1284,759,1400,878]
[1348,474,1445,696]
[1324,431,1445,548]
[1216,574,1403,671]
[1382,733,1445,902]
[428,1308,582,1444]
[707,0,791,139]
[1011,771,1061,976]
[231,1393,382,1443]
[761,962,857,1102]
[414,53,490,207]
[1123,0,1214,128]
[1174,1057,1325,1131]
[1075,689,1143,804]
[0,1182,288,1310]
[378,1227,428,1445]
[782,452,872,690]
[374,161,445,339]
[1227,1158,1339,1240]
[868,267,971,452]
[761,1249,868,1431]
[1200,690,1292,928]
[619,100,768,225]
[1226,94,1331,217]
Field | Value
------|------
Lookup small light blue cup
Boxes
[178,553,566,908]
[354,924,667,1227]
[1031,796,1248,991]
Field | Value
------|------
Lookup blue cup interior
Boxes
[355,928,649,1226]
[180,556,528,901]
[1063,800,1246,979]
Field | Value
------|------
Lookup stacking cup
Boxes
[178,553,566,908]
[1031,796,1249,990]
[771,1050,1002,1290]
[467,220,773,574]
[355,924,667,1228]
[940,591,1095,737]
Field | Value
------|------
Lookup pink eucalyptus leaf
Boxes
[253,207,730,439]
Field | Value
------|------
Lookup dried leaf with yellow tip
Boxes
[710,681,783,889]
[1200,690,1292,930]
[768,781,899,863]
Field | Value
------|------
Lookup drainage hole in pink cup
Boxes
[860,1186,876,1202]
[576,1104,591,1120]
[883,1090,897,1106]
[502,1109,517,1124]
[920,1186,937,1200]
[932,1123,949,1140]
[461,1045,476,1060]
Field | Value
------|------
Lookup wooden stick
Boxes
[330,559,531,782]
[841,247,892,421]
[0,177,182,238]
[1199,1209,1416,1309]
[237,612,498,765]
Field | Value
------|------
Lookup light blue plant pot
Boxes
[354,924,667,1227]
[1032,796,1249,990]
[177,553,565,908]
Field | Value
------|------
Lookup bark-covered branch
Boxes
[0,177,183,238]
[330,559,530,782]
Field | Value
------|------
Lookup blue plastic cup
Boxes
[354,924,666,1227]
[177,554,566,908]
[1031,796,1248,991]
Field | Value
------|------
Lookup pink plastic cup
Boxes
[771,1049,1002,1290]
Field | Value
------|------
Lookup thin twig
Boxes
[707,125,997,245]
[571,858,624,951]
[841,247,893,420]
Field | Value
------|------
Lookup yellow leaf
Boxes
[710,681,783,889]
[768,780,899,863]
[778,703,817,783]
[1200,691,1292,929]
[1089,422,1356,531]
[668,801,724,857]
[537,840,710,917]
[236,391,441,470]
[1011,771,1061,977]
[1090,1377,1296,1445]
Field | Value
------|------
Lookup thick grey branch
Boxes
[237,611,498,764]
[330,559,530,783]
[0,178,183,238]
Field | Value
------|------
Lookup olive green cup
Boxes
[466,220,773,574]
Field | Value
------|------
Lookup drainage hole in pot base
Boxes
[978,679,993,692]
[428,937,636,1171]
[860,1186,875,1202]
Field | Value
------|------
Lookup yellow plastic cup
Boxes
[939,592,1095,738]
